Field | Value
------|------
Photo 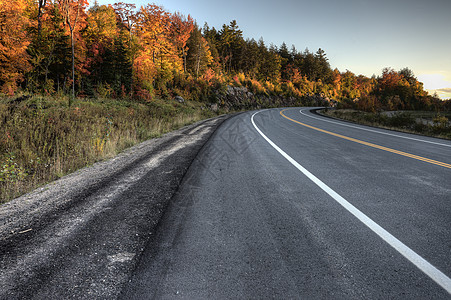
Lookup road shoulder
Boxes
[0,113,232,299]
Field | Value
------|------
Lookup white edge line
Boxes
[299,109,451,148]
[251,110,451,294]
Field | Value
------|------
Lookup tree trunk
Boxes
[183,47,186,73]
[71,30,75,100]
[196,43,201,78]
[37,0,46,36]
[128,29,134,98]
[67,26,75,107]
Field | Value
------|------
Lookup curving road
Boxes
[121,108,451,299]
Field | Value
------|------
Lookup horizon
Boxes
[96,0,451,99]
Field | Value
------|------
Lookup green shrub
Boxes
[0,152,27,183]
[386,112,415,128]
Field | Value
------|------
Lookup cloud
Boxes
[426,88,451,100]
[417,73,451,90]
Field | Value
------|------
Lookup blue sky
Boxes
[96,0,451,98]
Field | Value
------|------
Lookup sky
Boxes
[97,0,451,99]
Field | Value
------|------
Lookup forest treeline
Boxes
[1,0,449,111]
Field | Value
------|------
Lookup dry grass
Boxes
[0,95,217,203]
[322,109,451,140]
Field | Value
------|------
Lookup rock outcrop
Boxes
[215,85,302,110]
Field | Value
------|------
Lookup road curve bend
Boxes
[122,108,451,299]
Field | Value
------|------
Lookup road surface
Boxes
[121,108,451,299]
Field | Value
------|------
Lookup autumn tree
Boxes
[169,12,193,73]
[284,64,302,84]
[57,0,88,99]
[340,70,358,99]
[133,4,185,97]
[379,68,403,91]
[84,3,119,94]
[399,67,427,100]
[0,0,31,94]
[376,68,404,108]
[112,2,137,41]
[376,67,431,110]
[330,68,341,97]
[202,23,220,71]
[186,24,212,77]
[0,0,432,111]
[85,3,117,45]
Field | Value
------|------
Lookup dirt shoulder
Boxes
[0,114,232,299]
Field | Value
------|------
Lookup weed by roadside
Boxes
[0,95,218,203]
[321,109,451,140]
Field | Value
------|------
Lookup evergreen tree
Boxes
[27,3,71,94]
[218,20,243,72]
[240,38,260,77]
[315,48,332,83]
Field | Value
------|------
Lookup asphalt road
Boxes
[121,108,451,299]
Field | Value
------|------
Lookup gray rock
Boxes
[174,96,185,103]
[226,85,249,96]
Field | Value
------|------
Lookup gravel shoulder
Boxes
[0,114,231,299]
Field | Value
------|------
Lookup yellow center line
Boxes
[279,109,451,169]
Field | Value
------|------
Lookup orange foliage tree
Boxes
[379,67,403,92]
[169,12,194,73]
[0,0,31,95]
[134,4,183,95]
[0,0,437,111]
[112,2,137,41]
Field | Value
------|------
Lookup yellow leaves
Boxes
[92,137,106,154]
[399,78,411,87]
[57,0,89,34]
[85,5,117,44]
[0,0,31,94]
[0,0,26,12]
[133,3,187,83]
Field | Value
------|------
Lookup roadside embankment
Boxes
[0,96,220,203]
[319,109,451,140]
[0,114,230,299]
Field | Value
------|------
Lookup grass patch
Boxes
[0,95,219,203]
[321,109,451,140]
